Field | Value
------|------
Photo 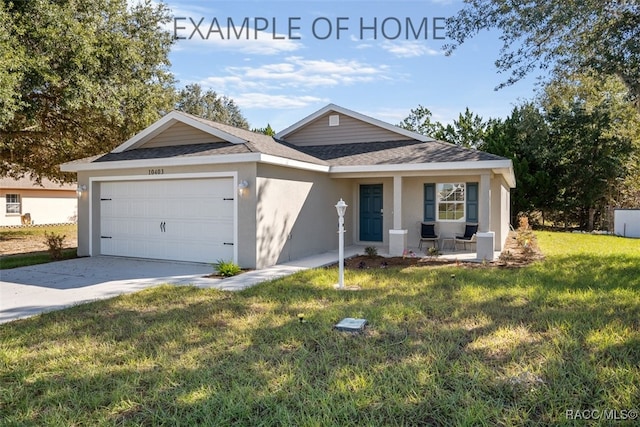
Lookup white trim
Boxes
[61,153,330,174]
[330,160,513,174]
[88,172,238,263]
[276,103,434,142]
[389,229,408,235]
[258,154,330,172]
[112,111,247,153]
[63,153,261,172]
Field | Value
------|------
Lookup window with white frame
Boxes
[437,183,465,221]
[6,194,21,214]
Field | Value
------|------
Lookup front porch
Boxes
[339,172,513,260]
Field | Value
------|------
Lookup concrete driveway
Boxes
[0,248,359,324]
[0,257,218,324]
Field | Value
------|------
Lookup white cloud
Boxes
[233,93,329,109]
[380,40,442,58]
[200,56,390,92]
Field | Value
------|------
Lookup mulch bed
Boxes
[339,230,544,270]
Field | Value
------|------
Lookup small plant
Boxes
[44,231,65,260]
[364,246,378,257]
[499,250,514,262]
[427,246,440,258]
[213,259,242,278]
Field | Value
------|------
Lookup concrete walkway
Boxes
[0,247,362,324]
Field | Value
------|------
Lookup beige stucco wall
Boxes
[401,174,486,248]
[256,164,352,269]
[77,163,257,267]
[0,189,77,226]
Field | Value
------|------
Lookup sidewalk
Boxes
[191,246,363,290]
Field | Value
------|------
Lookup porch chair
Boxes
[418,222,439,251]
[454,223,478,251]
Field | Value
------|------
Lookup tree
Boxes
[399,105,487,148]
[0,0,175,182]
[483,103,555,224]
[252,124,276,136]
[437,108,487,148]
[175,84,249,129]
[397,105,440,137]
[445,0,640,110]
[541,73,638,229]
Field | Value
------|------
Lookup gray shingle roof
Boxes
[94,142,249,162]
[291,140,507,166]
[64,111,508,168]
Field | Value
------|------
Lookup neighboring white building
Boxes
[0,175,77,226]
[614,209,640,238]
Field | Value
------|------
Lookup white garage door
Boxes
[100,178,235,263]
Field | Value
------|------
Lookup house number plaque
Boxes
[148,168,164,175]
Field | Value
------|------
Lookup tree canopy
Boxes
[175,84,249,130]
[401,73,640,229]
[0,0,175,182]
[445,0,640,109]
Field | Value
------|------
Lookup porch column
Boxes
[479,173,491,232]
[476,173,495,261]
[389,175,407,256]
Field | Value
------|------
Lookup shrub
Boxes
[44,232,65,260]
[213,259,242,277]
[364,246,378,257]
[427,246,440,258]
[518,215,530,231]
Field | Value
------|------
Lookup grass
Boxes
[1,232,639,425]
[0,248,77,269]
[0,224,77,269]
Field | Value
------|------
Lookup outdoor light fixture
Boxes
[76,184,87,198]
[238,180,249,196]
[335,198,348,289]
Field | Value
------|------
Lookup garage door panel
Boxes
[100,178,236,263]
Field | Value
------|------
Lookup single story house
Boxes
[61,104,515,269]
[0,175,77,226]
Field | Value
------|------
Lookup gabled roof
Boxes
[275,103,435,142]
[112,110,248,152]
[60,107,515,187]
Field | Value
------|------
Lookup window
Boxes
[424,182,478,222]
[437,183,465,221]
[6,194,20,214]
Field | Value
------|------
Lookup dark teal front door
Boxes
[360,184,383,241]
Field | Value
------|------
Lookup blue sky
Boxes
[164,0,543,131]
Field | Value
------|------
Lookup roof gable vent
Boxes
[329,114,339,127]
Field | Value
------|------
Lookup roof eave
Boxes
[60,153,329,174]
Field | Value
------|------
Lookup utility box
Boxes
[476,231,495,261]
[614,209,640,238]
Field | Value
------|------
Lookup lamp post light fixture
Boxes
[335,198,347,289]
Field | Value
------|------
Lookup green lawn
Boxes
[1,232,639,425]
[0,224,77,269]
